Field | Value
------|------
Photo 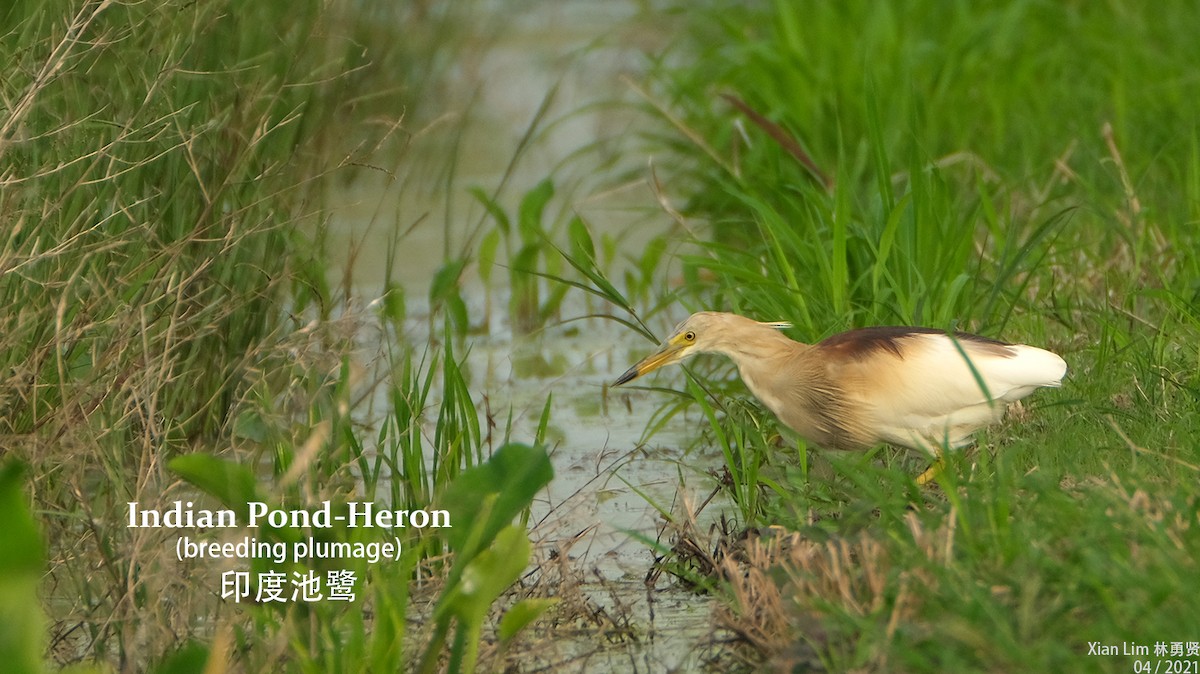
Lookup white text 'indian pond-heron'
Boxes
[613,312,1067,483]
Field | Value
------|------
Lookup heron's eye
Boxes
[684,330,696,342]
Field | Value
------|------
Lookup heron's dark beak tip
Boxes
[613,367,639,387]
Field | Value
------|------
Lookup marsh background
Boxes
[2,1,1198,672]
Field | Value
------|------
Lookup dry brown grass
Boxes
[648,512,950,674]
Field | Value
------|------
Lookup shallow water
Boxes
[323,1,731,668]
[326,0,670,298]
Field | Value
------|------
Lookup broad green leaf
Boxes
[567,216,595,262]
[0,462,40,570]
[498,597,559,643]
[437,525,531,627]
[429,258,466,307]
[167,454,261,517]
[478,228,501,287]
[510,243,541,275]
[0,461,44,674]
[437,443,552,560]
[232,410,270,443]
[517,179,554,243]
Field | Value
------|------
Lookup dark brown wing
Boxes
[817,326,1013,362]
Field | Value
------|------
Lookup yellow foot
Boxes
[915,457,945,486]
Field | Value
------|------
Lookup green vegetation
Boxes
[0,462,48,674]
[5,0,1199,671]
[608,1,1200,670]
[1,0,550,672]
[474,179,571,335]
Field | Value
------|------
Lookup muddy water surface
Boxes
[325,2,733,670]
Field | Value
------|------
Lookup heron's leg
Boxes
[914,436,949,485]
[914,456,944,485]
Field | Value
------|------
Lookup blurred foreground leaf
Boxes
[0,461,45,674]
[168,453,262,520]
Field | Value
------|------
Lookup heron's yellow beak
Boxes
[613,335,691,386]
